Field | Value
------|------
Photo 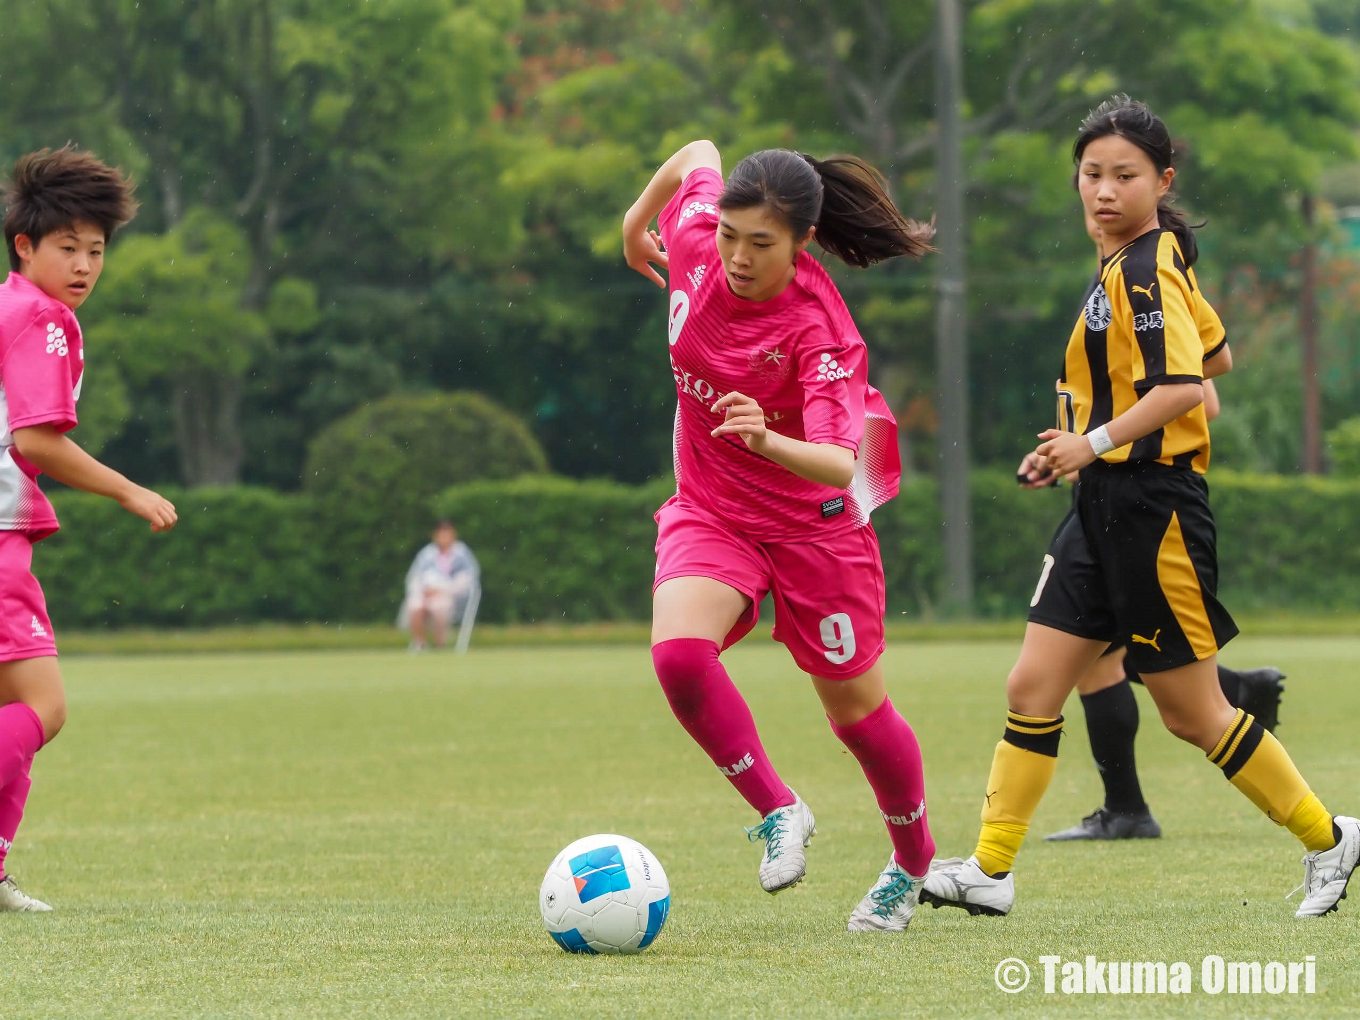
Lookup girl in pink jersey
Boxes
[623,140,935,931]
[0,149,178,911]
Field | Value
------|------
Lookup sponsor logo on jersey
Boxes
[679,200,717,222]
[1131,282,1157,301]
[687,264,707,289]
[816,353,853,381]
[1084,285,1112,332]
[30,615,48,639]
[45,323,68,357]
[821,496,845,518]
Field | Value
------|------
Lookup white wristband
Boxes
[1087,425,1116,457]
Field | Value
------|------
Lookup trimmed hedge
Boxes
[36,487,327,628]
[29,469,1360,629]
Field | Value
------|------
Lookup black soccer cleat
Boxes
[1044,806,1162,841]
[1235,667,1286,733]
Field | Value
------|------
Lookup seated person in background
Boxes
[400,519,479,651]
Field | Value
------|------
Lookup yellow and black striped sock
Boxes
[973,711,1063,877]
[1208,708,1336,853]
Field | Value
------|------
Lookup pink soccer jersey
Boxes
[658,168,900,541]
[0,272,85,540]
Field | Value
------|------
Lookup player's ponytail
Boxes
[1073,95,1201,267]
[718,149,933,268]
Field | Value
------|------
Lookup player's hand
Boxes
[710,391,769,451]
[120,485,178,532]
[1016,451,1058,490]
[1035,429,1097,476]
[623,226,669,288]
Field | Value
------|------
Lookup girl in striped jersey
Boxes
[623,140,935,930]
[924,97,1357,920]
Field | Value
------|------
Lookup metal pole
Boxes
[935,0,973,613]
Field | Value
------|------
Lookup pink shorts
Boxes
[653,497,886,679]
[0,531,56,662]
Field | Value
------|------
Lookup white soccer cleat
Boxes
[847,854,925,931]
[919,855,1014,916]
[745,792,816,894]
[0,875,52,912]
[1290,815,1360,918]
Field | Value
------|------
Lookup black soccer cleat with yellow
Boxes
[1044,806,1162,841]
[1234,667,1286,734]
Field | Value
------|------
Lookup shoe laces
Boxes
[1287,851,1323,901]
[869,870,917,919]
[745,809,790,858]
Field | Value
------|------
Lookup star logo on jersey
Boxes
[1084,284,1112,332]
[762,348,785,365]
[45,323,68,357]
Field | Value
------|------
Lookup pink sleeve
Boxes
[2,310,79,434]
[658,168,723,251]
[797,329,866,454]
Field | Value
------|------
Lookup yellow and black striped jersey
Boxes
[1058,229,1222,474]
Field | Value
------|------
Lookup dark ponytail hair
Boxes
[1073,95,1201,266]
[718,149,933,268]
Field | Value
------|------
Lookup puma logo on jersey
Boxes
[719,752,755,777]
[881,800,927,827]
[1131,282,1156,301]
[1130,628,1162,652]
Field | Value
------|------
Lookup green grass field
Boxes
[6,637,1359,1018]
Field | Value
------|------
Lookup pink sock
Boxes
[653,638,794,817]
[0,757,32,881]
[829,697,935,876]
[0,703,43,790]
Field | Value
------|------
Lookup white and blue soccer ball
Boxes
[539,834,670,955]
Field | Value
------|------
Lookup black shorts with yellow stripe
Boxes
[1027,460,1238,674]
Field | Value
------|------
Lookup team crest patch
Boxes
[1084,284,1112,332]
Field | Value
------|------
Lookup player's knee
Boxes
[652,638,719,712]
[1004,664,1049,715]
[1159,710,1207,748]
[37,695,66,742]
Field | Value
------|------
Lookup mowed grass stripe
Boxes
[5,638,1358,1018]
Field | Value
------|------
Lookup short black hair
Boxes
[4,146,139,272]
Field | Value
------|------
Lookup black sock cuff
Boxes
[1208,712,1265,779]
[1003,712,1063,757]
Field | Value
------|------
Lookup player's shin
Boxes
[0,758,32,879]
[0,703,44,790]
[652,638,793,816]
[1208,708,1336,852]
[974,712,1064,876]
[829,698,934,876]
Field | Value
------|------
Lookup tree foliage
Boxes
[0,0,1357,490]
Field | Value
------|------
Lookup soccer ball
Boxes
[539,834,670,955]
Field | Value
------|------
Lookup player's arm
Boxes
[622,140,722,287]
[709,391,855,489]
[1202,378,1220,421]
[1203,342,1232,379]
[11,425,176,531]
